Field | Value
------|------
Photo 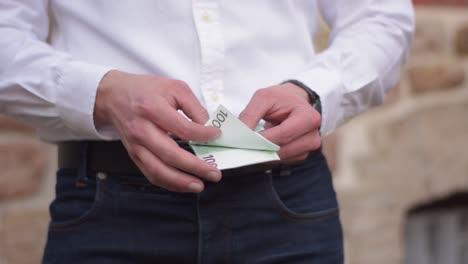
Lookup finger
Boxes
[149,133,222,182]
[131,145,205,193]
[127,120,222,182]
[277,130,321,160]
[260,106,320,146]
[238,89,271,129]
[173,81,211,124]
[264,121,275,130]
[139,99,220,142]
[157,107,220,142]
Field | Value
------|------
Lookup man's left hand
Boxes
[239,83,322,163]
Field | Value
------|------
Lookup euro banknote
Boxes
[189,105,280,170]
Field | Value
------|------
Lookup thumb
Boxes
[238,94,270,129]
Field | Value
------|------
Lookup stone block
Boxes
[408,62,465,94]
[0,141,48,200]
[455,23,468,56]
[414,0,468,6]
[0,208,5,264]
[3,208,50,264]
[411,19,445,56]
[0,115,34,134]
[322,132,338,172]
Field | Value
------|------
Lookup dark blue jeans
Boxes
[43,150,343,263]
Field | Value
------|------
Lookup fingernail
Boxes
[188,182,203,193]
[208,171,222,182]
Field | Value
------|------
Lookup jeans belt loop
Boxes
[75,141,90,188]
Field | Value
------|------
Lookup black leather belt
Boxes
[58,140,300,177]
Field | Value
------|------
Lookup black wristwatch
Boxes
[282,79,322,115]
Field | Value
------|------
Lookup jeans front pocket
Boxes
[265,152,339,222]
[48,170,107,231]
[118,174,177,197]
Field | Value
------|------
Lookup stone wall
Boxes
[0,5,467,264]
[414,0,468,6]
[0,116,56,263]
[325,7,468,264]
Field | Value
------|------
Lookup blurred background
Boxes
[0,1,467,263]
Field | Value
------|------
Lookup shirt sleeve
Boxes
[292,0,414,136]
[0,0,115,141]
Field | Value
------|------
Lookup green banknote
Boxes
[189,105,280,170]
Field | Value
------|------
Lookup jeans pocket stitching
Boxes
[264,174,338,222]
[49,177,106,231]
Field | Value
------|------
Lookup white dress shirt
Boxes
[0,0,414,141]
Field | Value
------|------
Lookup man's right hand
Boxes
[93,70,222,193]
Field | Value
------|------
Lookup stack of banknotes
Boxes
[190,105,280,170]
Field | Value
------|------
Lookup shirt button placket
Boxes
[192,0,225,114]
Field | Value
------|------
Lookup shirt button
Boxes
[201,11,211,23]
[211,93,219,102]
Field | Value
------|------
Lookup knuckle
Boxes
[196,106,209,119]
[191,161,211,178]
[128,145,143,161]
[312,109,322,128]
[238,110,253,121]
[127,131,139,143]
[134,97,153,116]
[145,162,161,178]
[311,135,322,150]
[279,148,291,159]
[301,105,321,126]
[301,107,320,130]
[143,167,164,187]
[147,75,161,83]
[302,105,313,116]
[174,122,194,140]
[125,121,143,142]
[279,129,295,145]
[185,157,200,172]
[158,148,178,163]
[254,88,269,98]
[175,80,191,93]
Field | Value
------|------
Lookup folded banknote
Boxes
[189,105,280,170]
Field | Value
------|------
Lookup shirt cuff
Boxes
[292,65,345,137]
[56,60,116,140]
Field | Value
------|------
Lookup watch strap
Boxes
[282,79,322,115]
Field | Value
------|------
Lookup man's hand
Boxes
[239,83,321,162]
[94,70,222,193]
